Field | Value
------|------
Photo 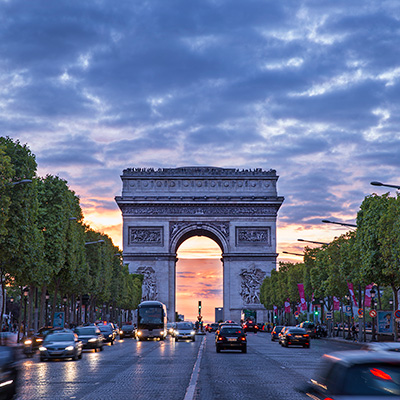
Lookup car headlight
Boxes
[175,331,179,335]
[36,338,43,342]
[65,346,74,351]
[88,338,97,342]
[191,331,196,335]
[24,339,32,345]
[39,346,47,352]
[136,331,142,336]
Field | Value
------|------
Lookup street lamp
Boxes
[10,179,32,186]
[322,219,357,228]
[344,295,352,340]
[370,286,377,342]
[85,240,105,245]
[23,287,29,338]
[298,239,329,245]
[282,251,304,257]
[63,295,67,326]
[371,181,400,190]
[45,291,50,327]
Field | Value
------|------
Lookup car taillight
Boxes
[370,368,392,380]
[240,336,246,341]
[218,336,225,341]
[243,325,247,328]
[304,334,309,337]
[286,333,292,337]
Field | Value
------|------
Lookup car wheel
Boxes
[242,346,247,353]
[78,353,82,359]
[100,345,104,351]
[192,337,195,342]
[40,357,46,362]
[216,346,221,353]
[175,338,179,342]
[73,354,78,361]
[111,340,114,345]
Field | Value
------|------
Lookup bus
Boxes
[135,301,167,341]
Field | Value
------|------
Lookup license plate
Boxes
[295,335,303,338]
[227,337,237,342]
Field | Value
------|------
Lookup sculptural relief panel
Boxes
[128,226,164,246]
[235,227,271,246]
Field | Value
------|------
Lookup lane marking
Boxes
[184,336,206,400]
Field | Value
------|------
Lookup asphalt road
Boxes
[14,333,360,400]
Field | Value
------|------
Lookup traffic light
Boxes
[198,301,202,311]
[314,310,319,316]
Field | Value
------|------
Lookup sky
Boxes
[2,0,400,321]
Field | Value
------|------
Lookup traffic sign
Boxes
[369,310,377,318]
[358,308,363,317]
[395,310,400,319]
[326,312,332,320]
[345,305,352,316]
[294,311,300,317]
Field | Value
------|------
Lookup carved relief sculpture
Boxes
[136,266,158,301]
[129,227,163,246]
[239,265,266,304]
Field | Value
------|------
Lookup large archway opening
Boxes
[176,236,222,323]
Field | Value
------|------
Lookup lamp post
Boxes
[322,219,357,228]
[345,295,352,340]
[76,298,81,325]
[297,239,329,245]
[23,287,29,338]
[10,179,32,186]
[63,295,67,327]
[371,181,400,190]
[282,251,304,257]
[85,240,105,245]
[370,286,377,342]
[45,291,50,327]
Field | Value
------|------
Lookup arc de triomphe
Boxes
[115,167,284,322]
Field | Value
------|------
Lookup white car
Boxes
[361,342,400,352]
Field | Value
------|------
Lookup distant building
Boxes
[215,307,223,322]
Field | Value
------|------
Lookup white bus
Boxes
[135,301,167,341]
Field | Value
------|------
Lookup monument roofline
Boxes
[122,166,277,178]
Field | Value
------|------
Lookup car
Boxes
[280,327,310,348]
[271,325,284,341]
[300,350,400,398]
[0,344,18,399]
[167,323,176,336]
[74,326,104,352]
[298,321,316,338]
[278,326,291,345]
[216,322,239,335]
[216,326,247,353]
[361,342,400,352]
[243,320,259,333]
[119,324,135,339]
[208,323,219,333]
[39,331,83,361]
[98,325,116,344]
[174,322,196,342]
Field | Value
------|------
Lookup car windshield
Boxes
[303,323,314,328]
[176,323,193,330]
[342,363,400,396]
[45,334,75,342]
[274,326,284,332]
[98,326,112,332]
[122,325,133,329]
[288,328,306,334]
[221,328,244,335]
[75,327,98,335]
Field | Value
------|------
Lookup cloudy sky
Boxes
[2,0,400,320]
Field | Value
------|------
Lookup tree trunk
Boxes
[0,271,5,331]
[391,284,398,341]
[39,286,46,328]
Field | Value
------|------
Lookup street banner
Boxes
[364,284,373,307]
[347,282,358,308]
[377,311,393,334]
[273,305,278,314]
[333,296,340,311]
[284,298,291,313]
[297,284,307,311]
[53,312,65,328]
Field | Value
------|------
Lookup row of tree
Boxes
[260,192,400,339]
[0,136,142,333]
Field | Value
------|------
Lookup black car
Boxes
[216,326,247,353]
[74,326,104,351]
[271,325,284,341]
[298,321,316,338]
[301,350,400,398]
[119,324,135,339]
[0,344,18,400]
[39,331,83,361]
[98,325,116,344]
[243,320,259,333]
[280,327,310,348]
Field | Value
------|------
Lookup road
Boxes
[14,333,360,400]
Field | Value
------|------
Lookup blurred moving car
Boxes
[280,327,310,348]
[271,325,284,341]
[174,322,196,342]
[362,342,400,353]
[298,321,316,338]
[0,345,18,399]
[216,326,247,353]
[39,331,83,361]
[243,320,259,333]
[301,350,400,398]
[119,324,135,339]
[98,325,116,344]
[74,326,104,352]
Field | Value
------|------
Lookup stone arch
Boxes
[170,222,228,255]
[115,166,284,323]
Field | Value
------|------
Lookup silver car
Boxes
[174,322,196,342]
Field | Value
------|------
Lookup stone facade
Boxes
[115,167,284,322]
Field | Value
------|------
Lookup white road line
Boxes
[184,336,206,400]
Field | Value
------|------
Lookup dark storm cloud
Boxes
[1,0,399,247]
